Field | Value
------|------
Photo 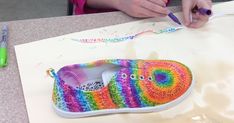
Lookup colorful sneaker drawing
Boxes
[47,59,194,118]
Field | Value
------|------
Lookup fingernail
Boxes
[185,21,190,26]
[190,14,193,23]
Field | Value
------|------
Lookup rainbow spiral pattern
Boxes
[51,59,192,112]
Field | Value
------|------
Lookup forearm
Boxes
[86,0,119,9]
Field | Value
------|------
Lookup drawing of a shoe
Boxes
[47,59,194,118]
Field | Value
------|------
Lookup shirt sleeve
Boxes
[71,0,115,15]
[166,0,170,6]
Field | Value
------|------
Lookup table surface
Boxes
[0,7,181,123]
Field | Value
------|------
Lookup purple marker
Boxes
[198,8,212,15]
[168,12,182,25]
[192,6,212,16]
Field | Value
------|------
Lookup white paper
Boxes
[15,1,234,123]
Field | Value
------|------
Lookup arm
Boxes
[86,0,119,9]
[86,0,169,18]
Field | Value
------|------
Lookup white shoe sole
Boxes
[53,78,195,118]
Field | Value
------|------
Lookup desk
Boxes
[0,7,181,123]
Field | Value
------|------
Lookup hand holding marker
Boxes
[167,5,212,26]
[0,25,8,68]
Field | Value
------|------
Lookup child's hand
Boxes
[116,0,169,18]
[182,0,212,28]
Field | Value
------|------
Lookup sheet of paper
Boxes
[15,1,234,123]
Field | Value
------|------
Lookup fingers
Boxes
[137,7,167,18]
[117,0,169,18]
[197,0,212,9]
[140,0,169,15]
[182,0,212,28]
[148,0,166,7]
[189,15,208,28]
[189,0,211,28]
[182,0,193,26]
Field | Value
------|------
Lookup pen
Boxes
[168,12,182,25]
[192,6,212,16]
[0,25,8,67]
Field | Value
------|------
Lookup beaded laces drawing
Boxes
[71,26,184,43]
[47,59,194,118]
